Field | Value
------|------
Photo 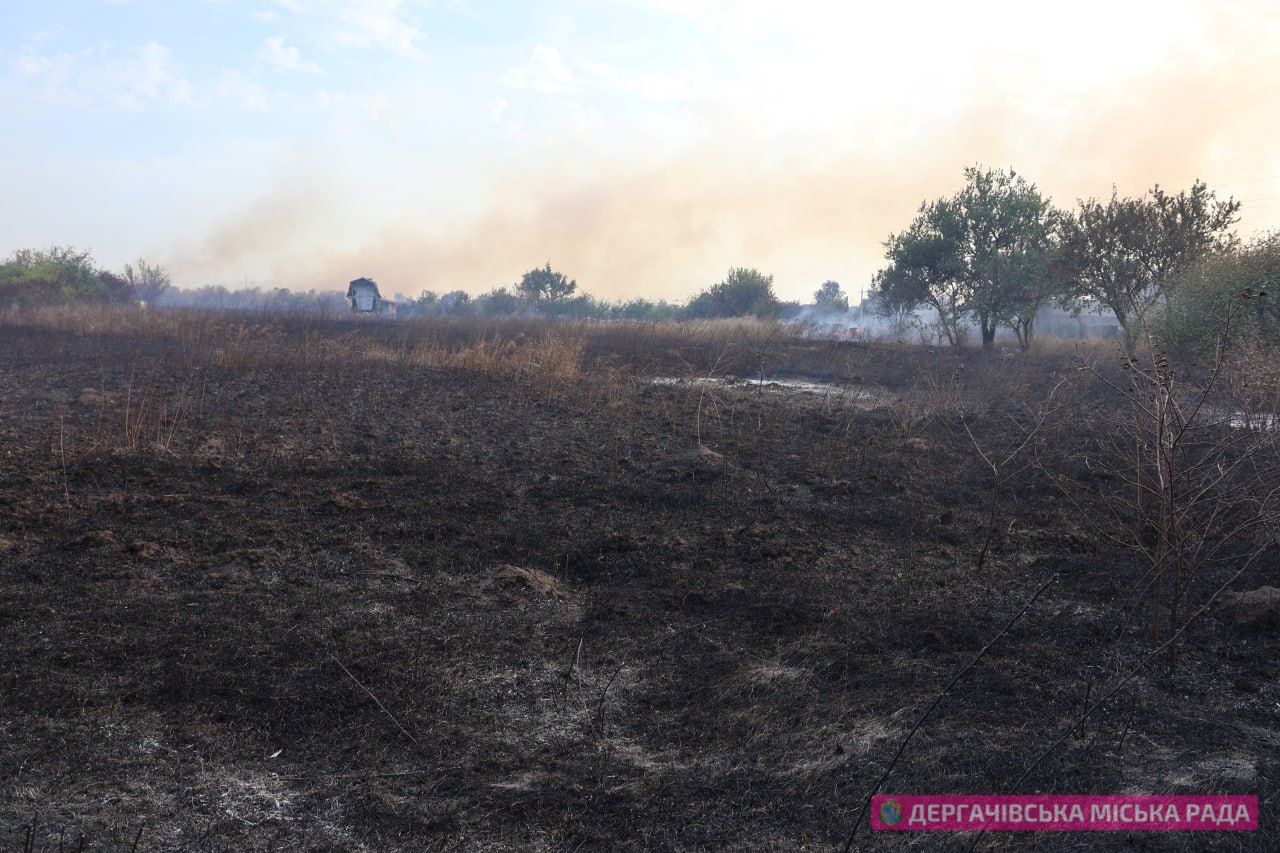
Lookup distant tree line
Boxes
[10,164,1274,358]
[397,287,685,322]
[160,284,348,313]
[0,246,783,323]
[397,264,788,322]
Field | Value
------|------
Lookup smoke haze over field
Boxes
[4,1,1280,302]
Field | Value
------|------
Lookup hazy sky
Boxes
[3,0,1279,303]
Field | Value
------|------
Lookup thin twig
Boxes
[328,651,418,745]
[594,662,626,739]
[59,416,71,512]
[276,768,437,782]
[963,553,1262,852]
[841,570,1058,851]
[964,378,1066,570]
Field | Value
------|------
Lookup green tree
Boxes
[885,166,1056,349]
[544,292,606,319]
[516,262,577,302]
[1000,239,1062,351]
[686,267,782,318]
[867,264,925,338]
[437,290,472,316]
[882,199,969,346]
[1059,180,1240,349]
[123,258,172,304]
[404,290,439,317]
[616,298,677,321]
[618,298,655,320]
[813,280,849,312]
[479,286,521,317]
[961,168,1057,349]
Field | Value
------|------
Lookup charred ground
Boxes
[1,311,1276,850]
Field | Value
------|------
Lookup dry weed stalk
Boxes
[402,330,586,400]
[962,376,1066,570]
[891,351,965,437]
[58,416,71,512]
[119,379,192,454]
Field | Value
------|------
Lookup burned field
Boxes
[1,312,1277,851]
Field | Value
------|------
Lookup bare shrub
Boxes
[1042,313,1280,668]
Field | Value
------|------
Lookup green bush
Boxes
[1158,232,1280,357]
[0,246,135,307]
[685,267,782,319]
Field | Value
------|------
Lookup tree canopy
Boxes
[1058,180,1241,347]
[883,166,1056,349]
[124,258,172,304]
[687,267,782,319]
[867,264,925,338]
[516,263,577,302]
[813,280,849,313]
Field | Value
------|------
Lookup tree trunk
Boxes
[1117,314,1139,357]
[978,310,997,349]
[1016,317,1034,351]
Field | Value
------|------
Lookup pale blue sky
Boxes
[4,0,1279,301]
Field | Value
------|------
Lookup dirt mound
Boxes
[479,563,577,602]
[1218,585,1280,630]
[656,444,727,482]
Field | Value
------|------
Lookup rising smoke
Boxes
[168,31,1280,304]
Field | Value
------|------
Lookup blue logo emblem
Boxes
[880,799,903,826]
